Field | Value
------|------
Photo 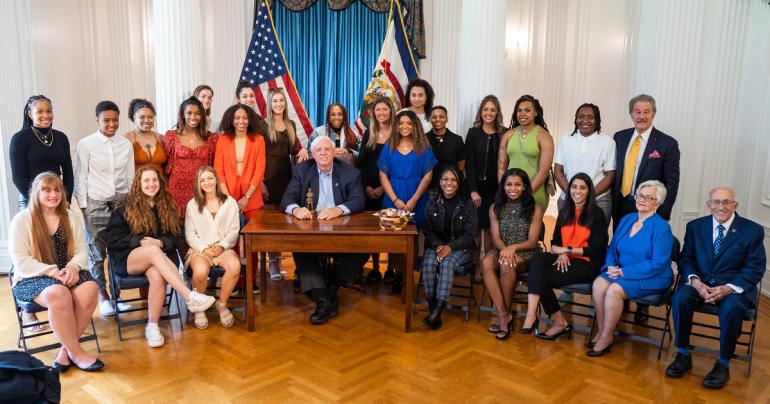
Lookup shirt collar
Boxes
[713,213,736,232]
[317,164,333,177]
[96,131,116,143]
[575,131,598,140]
[633,126,653,141]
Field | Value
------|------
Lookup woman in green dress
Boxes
[498,95,554,211]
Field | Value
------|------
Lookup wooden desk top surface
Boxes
[242,209,418,235]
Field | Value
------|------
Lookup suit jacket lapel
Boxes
[715,214,741,263]
[332,163,343,205]
[636,127,658,181]
[309,167,320,208]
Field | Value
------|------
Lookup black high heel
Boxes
[586,343,613,357]
[536,324,573,341]
[519,318,539,335]
[495,318,514,340]
[68,355,105,372]
[51,359,70,373]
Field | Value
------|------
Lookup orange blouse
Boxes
[214,134,266,217]
[560,209,591,262]
[132,136,167,170]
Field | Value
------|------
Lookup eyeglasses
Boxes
[707,199,737,207]
[635,193,658,202]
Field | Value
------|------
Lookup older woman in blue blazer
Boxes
[588,180,673,357]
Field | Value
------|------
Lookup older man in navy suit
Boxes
[665,187,766,389]
[613,94,681,322]
[281,136,369,325]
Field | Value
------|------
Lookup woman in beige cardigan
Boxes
[9,172,103,372]
[185,166,241,329]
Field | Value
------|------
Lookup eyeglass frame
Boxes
[707,199,737,207]
[634,192,658,202]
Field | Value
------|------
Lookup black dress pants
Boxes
[293,252,370,296]
[526,252,599,315]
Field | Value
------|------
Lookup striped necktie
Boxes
[714,224,725,255]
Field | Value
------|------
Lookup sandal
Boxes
[216,300,234,328]
[22,312,49,333]
[194,311,209,329]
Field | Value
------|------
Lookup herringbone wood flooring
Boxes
[3,256,770,403]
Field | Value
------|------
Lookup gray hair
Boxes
[637,180,666,206]
[628,94,657,114]
[310,135,334,152]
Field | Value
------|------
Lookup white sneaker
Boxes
[145,324,165,348]
[99,300,115,316]
[186,290,215,313]
[117,302,132,311]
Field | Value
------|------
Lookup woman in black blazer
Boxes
[523,173,608,340]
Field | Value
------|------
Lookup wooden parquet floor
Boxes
[3,256,770,403]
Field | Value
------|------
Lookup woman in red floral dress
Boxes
[164,97,218,218]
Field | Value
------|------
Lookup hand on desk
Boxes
[291,207,313,220]
[317,207,343,220]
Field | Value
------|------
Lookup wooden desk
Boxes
[241,210,419,332]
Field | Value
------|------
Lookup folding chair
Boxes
[107,254,183,340]
[8,267,101,355]
[413,258,477,322]
[686,283,762,376]
[185,265,247,323]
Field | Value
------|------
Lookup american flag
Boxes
[239,0,314,145]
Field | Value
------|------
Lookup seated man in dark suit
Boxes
[280,136,370,325]
[666,187,766,389]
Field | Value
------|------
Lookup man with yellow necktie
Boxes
[612,94,680,322]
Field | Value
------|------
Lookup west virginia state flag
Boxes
[353,0,420,136]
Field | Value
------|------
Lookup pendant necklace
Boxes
[31,126,53,147]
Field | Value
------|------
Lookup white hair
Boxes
[310,135,334,152]
[637,180,667,206]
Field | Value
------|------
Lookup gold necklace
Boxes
[31,126,53,147]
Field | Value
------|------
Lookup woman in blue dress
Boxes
[378,110,437,229]
[588,180,674,357]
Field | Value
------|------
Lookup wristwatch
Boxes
[566,247,573,254]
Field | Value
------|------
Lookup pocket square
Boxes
[648,150,662,159]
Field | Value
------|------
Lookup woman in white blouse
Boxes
[185,166,241,329]
[9,172,103,372]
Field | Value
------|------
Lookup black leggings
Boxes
[526,252,599,315]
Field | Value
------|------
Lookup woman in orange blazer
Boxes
[214,104,267,221]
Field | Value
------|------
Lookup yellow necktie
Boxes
[621,134,642,197]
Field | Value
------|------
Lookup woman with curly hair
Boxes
[104,165,215,348]
[164,97,218,218]
[481,168,543,340]
[402,78,435,134]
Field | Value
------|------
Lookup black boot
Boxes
[427,297,437,313]
[423,300,446,330]
[309,297,339,325]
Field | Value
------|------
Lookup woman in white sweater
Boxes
[9,172,103,372]
[185,165,241,329]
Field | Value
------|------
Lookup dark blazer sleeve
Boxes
[447,200,478,252]
[677,220,699,282]
[583,207,608,263]
[727,219,767,292]
[339,163,365,213]
[102,207,142,253]
[280,162,305,212]
[656,131,680,220]
[464,129,479,193]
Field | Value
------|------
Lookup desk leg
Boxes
[404,234,416,332]
[259,252,267,303]
[246,237,255,332]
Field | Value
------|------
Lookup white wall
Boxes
[2,0,770,288]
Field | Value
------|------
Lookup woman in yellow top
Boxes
[498,95,554,211]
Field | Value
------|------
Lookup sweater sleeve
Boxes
[9,131,30,197]
[61,134,75,202]
[67,210,89,270]
[9,211,58,284]
[218,198,241,250]
[184,201,210,252]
